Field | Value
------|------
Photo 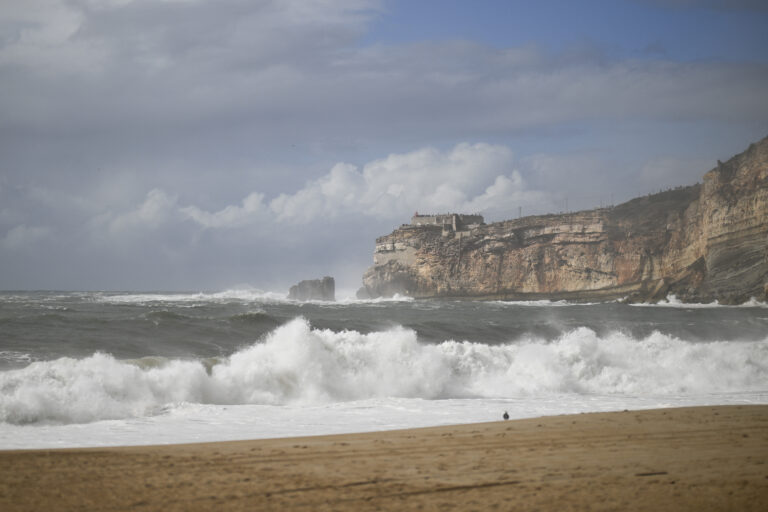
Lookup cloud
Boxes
[0,0,765,290]
[264,143,547,223]
[462,173,551,218]
[108,188,179,235]
[181,192,267,228]
[131,143,548,230]
[268,163,363,224]
[1,225,51,250]
[1,0,766,143]
[0,0,383,131]
[0,0,381,71]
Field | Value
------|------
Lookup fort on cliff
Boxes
[409,213,484,231]
[358,136,768,303]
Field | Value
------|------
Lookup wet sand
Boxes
[1,405,766,511]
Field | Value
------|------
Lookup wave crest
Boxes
[1,318,766,425]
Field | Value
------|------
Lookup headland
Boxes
[359,136,768,303]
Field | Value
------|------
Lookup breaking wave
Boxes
[490,299,603,307]
[336,293,415,304]
[94,289,289,304]
[632,295,768,308]
[1,317,766,425]
[93,290,417,306]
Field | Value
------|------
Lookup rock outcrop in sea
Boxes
[359,137,768,304]
[289,276,335,301]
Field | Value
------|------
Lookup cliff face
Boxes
[360,137,768,303]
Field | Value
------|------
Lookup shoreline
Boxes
[2,405,766,511]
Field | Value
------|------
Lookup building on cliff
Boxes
[359,136,768,304]
[410,213,484,232]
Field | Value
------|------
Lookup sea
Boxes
[1,290,767,450]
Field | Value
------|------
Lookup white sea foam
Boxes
[632,294,768,308]
[335,293,415,304]
[1,318,766,425]
[6,394,768,450]
[489,299,600,307]
[96,288,410,305]
[94,288,289,304]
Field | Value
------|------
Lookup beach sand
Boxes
[1,405,766,511]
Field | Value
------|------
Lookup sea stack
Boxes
[288,276,335,301]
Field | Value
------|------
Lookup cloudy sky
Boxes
[1,0,767,293]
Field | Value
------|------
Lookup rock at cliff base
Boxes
[288,276,335,301]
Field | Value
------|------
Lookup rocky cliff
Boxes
[289,276,335,301]
[359,137,768,303]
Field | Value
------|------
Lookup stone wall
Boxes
[410,213,484,231]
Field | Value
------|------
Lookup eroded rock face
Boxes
[360,137,768,304]
[288,276,335,301]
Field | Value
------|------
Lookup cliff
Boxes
[359,137,768,303]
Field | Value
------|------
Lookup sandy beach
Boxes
[1,405,766,511]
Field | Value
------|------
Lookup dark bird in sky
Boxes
[503,411,509,420]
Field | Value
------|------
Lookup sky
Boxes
[1,0,767,293]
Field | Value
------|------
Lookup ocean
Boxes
[1,290,767,449]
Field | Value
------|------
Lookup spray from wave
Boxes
[94,288,289,304]
[93,289,417,306]
[1,317,766,425]
[631,294,768,308]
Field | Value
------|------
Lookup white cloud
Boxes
[181,192,267,228]
[462,173,551,218]
[265,143,547,223]
[147,143,548,228]
[108,188,179,234]
[268,163,362,223]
